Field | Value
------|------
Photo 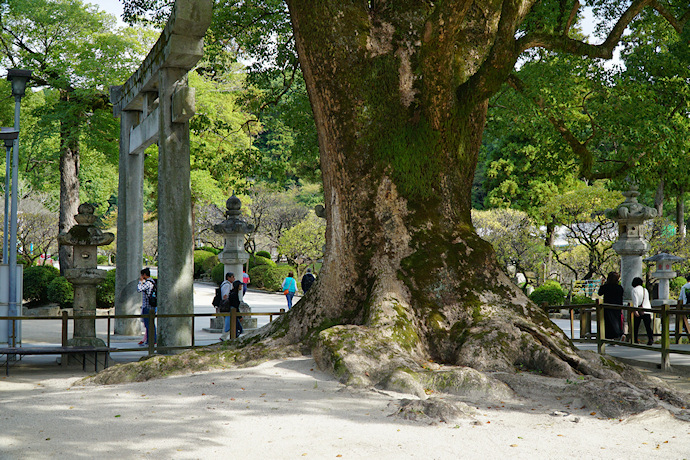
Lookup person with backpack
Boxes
[219,273,243,340]
[301,268,315,294]
[137,268,157,346]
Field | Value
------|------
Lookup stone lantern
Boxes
[607,186,657,304]
[57,203,114,347]
[212,195,255,330]
[643,253,684,306]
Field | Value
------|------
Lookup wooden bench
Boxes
[0,346,112,376]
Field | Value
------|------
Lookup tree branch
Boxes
[564,0,580,35]
[650,1,690,33]
[459,0,535,104]
[517,0,653,58]
[506,73,644,181]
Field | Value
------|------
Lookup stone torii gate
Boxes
[109,0,212,349]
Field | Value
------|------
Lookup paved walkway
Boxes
[3,293,690,377]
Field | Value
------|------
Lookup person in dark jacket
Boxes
[597,271,625,340]
[228,279,243,338]
[301,268,316,294]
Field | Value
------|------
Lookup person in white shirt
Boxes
[631,277,653,345]
[678,278,690,305]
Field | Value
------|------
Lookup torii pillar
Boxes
[110,0,212,349]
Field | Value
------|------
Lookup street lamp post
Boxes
[1,129,18,264]
[6,69,31,346]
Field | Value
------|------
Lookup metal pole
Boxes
[3,144,10,263]
[7,95,20,346]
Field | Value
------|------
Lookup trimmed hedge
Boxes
[529,280,566,306]
[255,250,271,259]
[97,269,116,308]
[198,245,221,255]
[249,254,276,269]
[194,250,216,278]
[570,294,593,305]
[47,276,74,307]
[671,276,687,297]
[23,265,60,304]
[202,254,219,275]
[211,263,225,285]
[248,264,293,291]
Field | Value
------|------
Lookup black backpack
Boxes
[148,279,157,308]
[212,287,222,308]
[302,273,315,292]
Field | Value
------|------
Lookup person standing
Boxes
[282,271,297,310]
[242,270,250,295]
[219,272,234,341]
[678,276,690,305]
[631,277,654,345]
[597,272,625,340]
[137,268,156,346]
[301,268,316,294]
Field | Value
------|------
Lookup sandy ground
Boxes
[1,356,689,459]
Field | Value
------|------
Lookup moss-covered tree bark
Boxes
[251,1,690,389]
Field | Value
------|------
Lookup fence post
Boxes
[580,306,592,339]
[191,313,195,347]
[661,304,670,372]
[61,310,69,346]
[231,310,236,339]
[596,299,605,354]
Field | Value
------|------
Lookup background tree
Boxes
[0,0,147,271]
[542,182,621,281]
[278,211,325,277]
[15,189,58,266]
[479,6,690,233]
[471,208,547,288]
[193,202,225,250]
[246,184,309,258]
[142,220,158,266]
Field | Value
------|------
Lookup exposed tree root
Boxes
[82,296,690,421]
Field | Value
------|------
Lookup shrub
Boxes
[202,255,219,275]
[255,250,271,259]
[17,254,32,266]
[23,265,60,304]
[194,250,216,278]
[249,254,276,269]
[249,264,293,291]
[198,245,220,255]
[47,276,74,307]
[211,263,225,285]
[96,269,116,308]
[97,255,108,265]
[529,280,566,306]
[248,265,271,289]
[570,294,593,305]
[671,276,687,297]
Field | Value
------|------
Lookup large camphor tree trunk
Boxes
[264,0,615,390]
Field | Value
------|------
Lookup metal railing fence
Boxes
[0,309,286,357]
[544,300,690,371]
